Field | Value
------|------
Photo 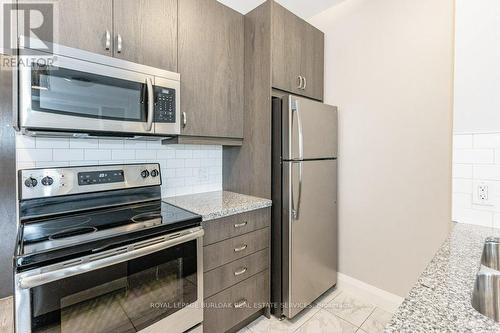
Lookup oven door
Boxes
[19,54,156,136]
[15,228,204,333]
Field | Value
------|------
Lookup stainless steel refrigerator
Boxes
[271,94,338,319]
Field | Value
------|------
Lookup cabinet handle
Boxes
[182,112,187,128]
[296,76,303,90]
[234,299,248,309]
[303,76,307,90]
[234,267,248,276]
[117,34,123,53]
[105,30,111,50]
[234,221,248,228]
[234,244,247,252]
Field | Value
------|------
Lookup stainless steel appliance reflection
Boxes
[15,164,204,333]
[271,94,338,319]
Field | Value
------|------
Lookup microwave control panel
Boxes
[154,87,176,123]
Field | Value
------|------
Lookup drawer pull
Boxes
[234,299,248,309]
[234,267,248,276]
[234,221,248,228]
[234,244,248,252]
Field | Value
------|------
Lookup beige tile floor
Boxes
[240,287,394,333]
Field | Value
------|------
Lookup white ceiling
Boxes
[217,0,346,19]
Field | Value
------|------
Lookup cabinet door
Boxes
[52,0,113,55]
[178,0,244,138]
[271,2,324,100]
[113,0,177,71]
[300,23,324,101]
[271,1,303,96]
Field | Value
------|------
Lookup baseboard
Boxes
[337,273,404,313]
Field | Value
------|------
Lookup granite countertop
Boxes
[386,223,500,332]
[163,190,272,221]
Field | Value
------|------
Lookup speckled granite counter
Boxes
[386,223,500,332]
[163,191,272,221]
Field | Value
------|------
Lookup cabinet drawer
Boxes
[204,249,269,298]
[203,208,270,246]
[204,228,269,272]
[204,270,268,333]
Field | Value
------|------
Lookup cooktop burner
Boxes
[17,200,201,270]
[16,164,202,271]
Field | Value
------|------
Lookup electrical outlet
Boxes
[478,184,489,202]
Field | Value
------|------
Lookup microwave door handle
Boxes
[146,78,154,132]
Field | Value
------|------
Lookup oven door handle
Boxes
[146,77,154,132]
[17,228,204,289]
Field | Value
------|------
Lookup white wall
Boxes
[453,0,500,134]
[16,134,222,197]
[310,0,454,297]
[452,0,500,228]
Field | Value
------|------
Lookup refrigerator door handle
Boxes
[291,161,303,220]
[293,100,305,161]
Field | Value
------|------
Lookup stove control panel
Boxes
[19,164,162,200]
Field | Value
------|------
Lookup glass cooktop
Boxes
[16,200,201,270]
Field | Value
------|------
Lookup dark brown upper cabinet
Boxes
[178,0,244,140]
[36,0,177,71]
[113,0,177,71]
[271,1,324,101]
[41,0,113,56]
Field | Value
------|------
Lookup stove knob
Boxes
[41,176,54,186]
[24,177,38,188]
[141,170,150,178]
[150,169,159,178]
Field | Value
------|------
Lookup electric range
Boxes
[14,164,204,333]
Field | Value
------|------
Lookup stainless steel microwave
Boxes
[17,44,180,139]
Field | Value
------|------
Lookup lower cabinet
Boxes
[202,208,270,333]
[204,270,269,333]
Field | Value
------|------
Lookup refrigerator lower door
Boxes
[283,159,337,318]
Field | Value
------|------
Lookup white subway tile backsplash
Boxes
[157,149,176,160]
[453,193,472,210]
[495,150,500,164]
[453,208,493,227]
[36,138,70,149]
[453,133,500,229]
[16,135,36,149]
[17,148,52,162]
[123,141,149,149]
[36,161,70,168]
[474,133,500,149]
[452,179,472,194]
[15,133,222,197]
[53,149,84,161]
[176,149,192,159]
[99,139,124,149]
[70,138,99,149]
[473,165,500,181]
[135,150,157,159]
[112,150,135,160]
[453,164,473,179]
[453,149,494,164]
[167,159,185,169]
[84,149,112,160]
[453,134,473,149]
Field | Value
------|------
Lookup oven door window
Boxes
[31,64,147,122]
[30,240,198,333]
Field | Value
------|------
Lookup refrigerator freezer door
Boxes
[283,159,337,318]
[282,95,338,161]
